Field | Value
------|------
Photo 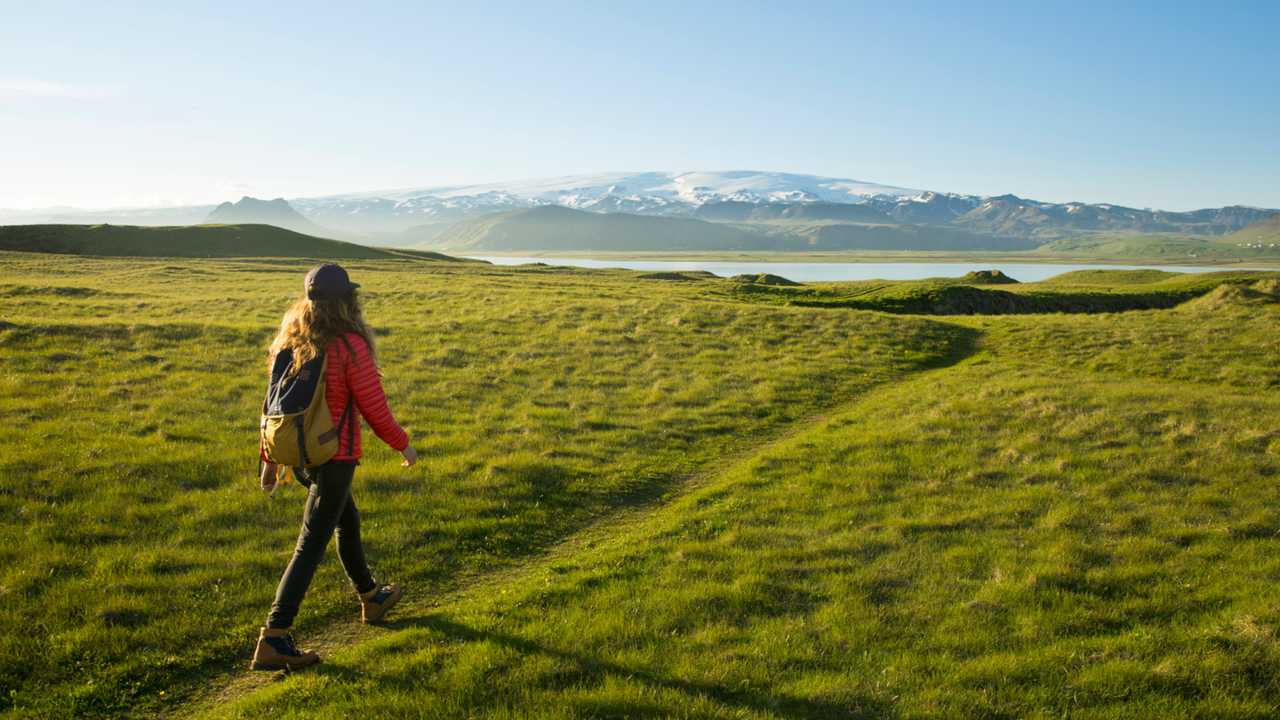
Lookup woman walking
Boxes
[252,263,418,671]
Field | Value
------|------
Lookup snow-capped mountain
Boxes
[315,171,922,205]
[3,170,1272,242]
[289,171,924,232]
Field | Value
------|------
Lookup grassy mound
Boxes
[633,272,707,282]
[719,270,1278,315]
[729,273,801,286]
[0,223,399,259]
[1182,279,1280,313]
[1036,269,1184,285]
[960,269,1019,284]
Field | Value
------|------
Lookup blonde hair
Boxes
[269,290,382,376]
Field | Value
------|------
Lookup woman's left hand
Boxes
[260,461,279,493]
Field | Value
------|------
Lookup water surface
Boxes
[466,257,1274,284]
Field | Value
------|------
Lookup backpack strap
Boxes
[336,334,358,374]
[295,415,309,467]
[335,333,360,456]
[336,395,355,457]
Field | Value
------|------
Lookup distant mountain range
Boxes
[422,204,1041,253]
[2,171,1275,252]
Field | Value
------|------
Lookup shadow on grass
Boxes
[362,613,891,720]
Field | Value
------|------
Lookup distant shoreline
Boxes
[445,249,1280,268]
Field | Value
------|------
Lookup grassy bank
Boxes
[1,251,1277,718]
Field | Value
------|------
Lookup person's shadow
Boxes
[315,613,890,719]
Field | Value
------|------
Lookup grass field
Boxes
[1,251,1278,718]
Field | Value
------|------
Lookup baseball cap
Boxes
[305,264,360,300]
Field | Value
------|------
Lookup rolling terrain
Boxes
[1,249,1278,718]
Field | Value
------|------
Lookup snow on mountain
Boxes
[311,171,923,205]
[288,171,925,232]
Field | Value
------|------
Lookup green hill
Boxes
[0,223,399,259]
[418,205,761,252]
[1226,212,1280,245]
[1040,233,1280,261]
[394,222,454,247]
[739,222,1040,252]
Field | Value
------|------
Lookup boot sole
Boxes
[362,590,401,623]
[250,657,320,672]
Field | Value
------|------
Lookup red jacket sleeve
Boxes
[332,333,410,456]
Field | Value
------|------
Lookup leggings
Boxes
[266,462,377,630]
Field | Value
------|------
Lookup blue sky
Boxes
[2,0,1276,211]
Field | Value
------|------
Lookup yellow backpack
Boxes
[260,338,356,468]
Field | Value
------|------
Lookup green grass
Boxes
[1039,234,1280,262]
[0,252,958,717]
[1,252,1278,718]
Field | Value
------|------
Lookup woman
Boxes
[252,263,418,672]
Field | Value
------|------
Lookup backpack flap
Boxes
[260,349,342,468]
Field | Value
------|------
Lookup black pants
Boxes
[266,462,377,630]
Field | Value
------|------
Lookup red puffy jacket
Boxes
[263,332,409,463]
[324,333,409,460]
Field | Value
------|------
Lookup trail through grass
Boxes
[0,254,963,717]
[197,278,1280,719]
[2,253,1278,718]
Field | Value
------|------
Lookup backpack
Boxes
[260,336,356,468]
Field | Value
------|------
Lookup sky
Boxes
[2,0,1277,212]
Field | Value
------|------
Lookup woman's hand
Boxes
[400,446,418,467]
[260,461,279,493]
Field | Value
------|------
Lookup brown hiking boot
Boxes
[250,628,320,671]
[359,583,401,623]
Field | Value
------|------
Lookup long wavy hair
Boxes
[269,290,382,376]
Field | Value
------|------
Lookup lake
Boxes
[465,257,1275,284]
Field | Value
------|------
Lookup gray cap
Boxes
[305,264,360,300]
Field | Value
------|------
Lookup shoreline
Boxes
[442,249,1280,268]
